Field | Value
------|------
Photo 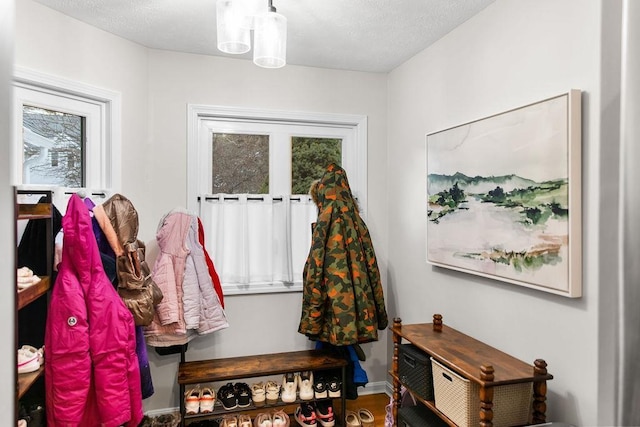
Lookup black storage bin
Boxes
[398,344,434,400]
[398,403,448,427]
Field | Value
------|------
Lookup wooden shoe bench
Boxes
[178,349,348,426]
[390,315,553,427]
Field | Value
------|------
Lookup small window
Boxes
[22,105,85,187]
[13,68,122,195]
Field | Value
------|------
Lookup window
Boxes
[22,104,85,186]
[12,67,121,209]
[188,105,367,295]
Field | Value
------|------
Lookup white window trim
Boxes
[187,105,368,295]
[187,104,368,216]
[12,66,122,190]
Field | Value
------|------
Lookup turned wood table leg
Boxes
[480,364,494,427]
[392,318,402,426]
[532,359,549,424]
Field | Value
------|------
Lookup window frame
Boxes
[187,105,368,216]
[187,105,368,295]
[12,66,121,191]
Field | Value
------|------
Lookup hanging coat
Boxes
[93,193,163,326]
[298,163,388,345]
[45,194,143,427]
[145,210,228,347]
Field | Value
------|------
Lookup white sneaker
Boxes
[199,387,215,413]
[17,347,40,374]
[281,372,298,403]
[251,382,266,406]
[298,371,314,401]
[265,380,280,404]
[184,387,200,415]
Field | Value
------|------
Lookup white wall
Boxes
[387,0,614,425]
[143,50,389,411]
[15,0,149,197]
[14,0,390,414]
[0,0,15,425]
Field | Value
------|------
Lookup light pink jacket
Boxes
[145,211,228,346]
[45,194,143,427]
[144,211,192,346]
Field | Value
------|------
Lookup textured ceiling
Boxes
[32,0,495,73]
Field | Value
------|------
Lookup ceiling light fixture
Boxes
[216,0,287,69]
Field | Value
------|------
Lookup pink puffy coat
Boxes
[45,194,143,427]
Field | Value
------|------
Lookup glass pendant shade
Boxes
[238,0,268,29]
[216,0,251,54]
[253,11,287,68]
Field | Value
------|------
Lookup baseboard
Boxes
[356,380,392,397]
[144,381,393,417]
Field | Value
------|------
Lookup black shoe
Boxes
[217,382,238,410]
[28,404,44,427]
[313,374,328,399]
[235,382,252,407]
[327,376,341,398]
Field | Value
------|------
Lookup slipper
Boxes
[345,410,361,427]
[358,408,375,427]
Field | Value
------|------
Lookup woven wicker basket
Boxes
[431,358,533,427]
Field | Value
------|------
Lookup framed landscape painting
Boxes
[426,90,582,297]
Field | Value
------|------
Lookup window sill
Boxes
[222,281,303,296]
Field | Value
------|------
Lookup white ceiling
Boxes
[32,0,495,73]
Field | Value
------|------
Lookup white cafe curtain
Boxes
[199,194,317,293]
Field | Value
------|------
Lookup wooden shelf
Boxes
[179,349,347,385]
[388,370,456,427]
[391,316,553,427]
[17,277,50,310]
[17,366,44,400]
[178,349,348,427]
[391,322,553,386]
[17,201,52,220]
[15,188,54,415]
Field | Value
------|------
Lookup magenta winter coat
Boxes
[45,194,143,427]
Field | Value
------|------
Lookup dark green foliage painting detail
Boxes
[427,172,569,272]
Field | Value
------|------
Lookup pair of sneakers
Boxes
[313,374,341,399]
[294,400,335,427]
[281,371,314,402]
[18,345,43,374]
[217,382,252,410]
[184,386,215,414]
[254,410,290,427]
[219,414,251,427]
[251,380,281,406]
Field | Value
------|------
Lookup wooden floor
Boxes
[344,392,390,427]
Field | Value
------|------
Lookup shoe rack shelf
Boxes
[15,189,54,401]
[178,349,348,426]
[390,315,553,427]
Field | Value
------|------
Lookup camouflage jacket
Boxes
[298,163,388,345]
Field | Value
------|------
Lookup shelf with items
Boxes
[17,277,50,310]
[178,349,348,426]
[15,189,54,410]
[390,315,553,427]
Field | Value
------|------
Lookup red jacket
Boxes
[45,194,143,427]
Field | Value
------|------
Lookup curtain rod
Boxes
[199,196,302,202]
